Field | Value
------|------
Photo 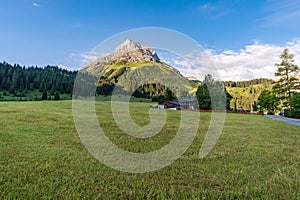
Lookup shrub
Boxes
[284,109,300,118]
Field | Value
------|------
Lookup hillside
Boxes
[225,79,274,111]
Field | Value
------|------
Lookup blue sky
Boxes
[1,0,300,80]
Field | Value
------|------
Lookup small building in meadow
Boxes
[158,96,196,110]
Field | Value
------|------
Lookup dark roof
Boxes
[177,96,195,103]
[160,96,195,106]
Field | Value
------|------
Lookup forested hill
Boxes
[0,62,77,100]
[225,78,275,111]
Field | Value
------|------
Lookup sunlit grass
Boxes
[0,100,299,199]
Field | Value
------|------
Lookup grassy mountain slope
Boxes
[83,60,198,97]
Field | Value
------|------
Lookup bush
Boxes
[285,93,300,118]
[284,109,300,118]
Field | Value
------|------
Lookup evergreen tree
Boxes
[252,101,258,111]
[196,74,229,110]
[273,48,299,108]
[258,90,279,113]
[165,88,175,101]
[196,83,211,109]
[54,91,60,100]
[225,88,233,110]
[41,89,48,100]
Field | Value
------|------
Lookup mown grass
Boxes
[0,100,299,199]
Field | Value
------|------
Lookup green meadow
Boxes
[0,100,299,199]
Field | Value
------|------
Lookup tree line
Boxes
[224,78,274,88]
[0,62,77,100]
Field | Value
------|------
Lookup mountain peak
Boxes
[112,39,160,63]
[114,39,143,53]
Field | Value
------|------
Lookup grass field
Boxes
[0,100,300,199]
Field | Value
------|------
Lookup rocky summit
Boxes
[112,39,160,62]
[83,39,162,75]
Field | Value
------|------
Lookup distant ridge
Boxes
[187,76,201,83]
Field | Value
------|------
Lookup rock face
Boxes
[112,39,160,62]
[83,39,161,74]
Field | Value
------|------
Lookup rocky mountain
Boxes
[84,39,160,75]
[113,39,160,62]
[82,40,197,97]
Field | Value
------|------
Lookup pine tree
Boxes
[273,48,299,108]
[54,91,60,100]
[196,81,211,110]
[196,74,229,110]
[41,89,48,100]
